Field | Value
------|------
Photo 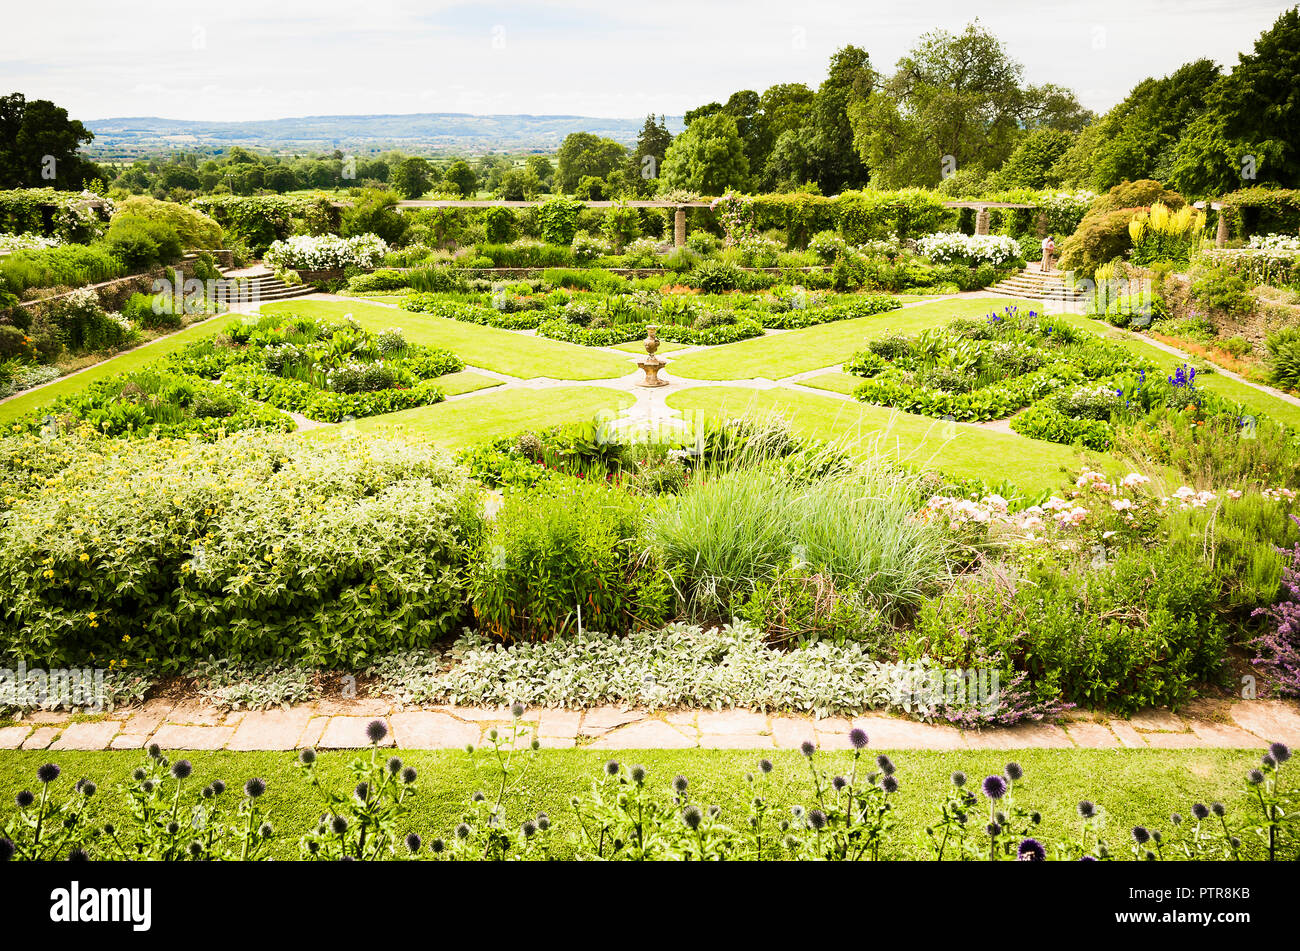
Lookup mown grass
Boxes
[0,747,1270,860]
[260,299,633,380]
[667,296,1041,381]
[314,385,634,450]
[666,385,1115,495]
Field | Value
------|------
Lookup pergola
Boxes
[941,201,1043,236]
[334,198,713,247]
[331,197,1050,245]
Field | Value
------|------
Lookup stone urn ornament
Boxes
[636,325,669,387]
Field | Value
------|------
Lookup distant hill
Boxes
[84,112,685,158]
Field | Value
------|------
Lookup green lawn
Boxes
[667,296,1039,381]
[0,315,230,424]
[1060,312,1300,429]
[667,385,1115,494]
[0,747,1269,860]
[317,385,634,450]
[261,299,633,380]
[428,370,503,398]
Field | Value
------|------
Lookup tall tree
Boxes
[554,132,627,194]
[1167,7,1300,195]
[805,46,874,192]
[627,115,673,189]
[852,23,1025,188]
[660,113,749,195]
[0,93,96,189]
[1084,59,1220,191]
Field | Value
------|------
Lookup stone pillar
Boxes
[975,206,990,236]
[1035,209,1048,238]
[673,207,687,247]
[1215,206,1229,248]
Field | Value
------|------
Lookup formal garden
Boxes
[4,10,1300,868]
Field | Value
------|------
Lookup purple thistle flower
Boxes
[1270,742,1291,764]
[1017,838,1046,861]
[849,728,869,749]
[982,775,1007,800]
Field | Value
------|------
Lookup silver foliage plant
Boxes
[367,620,982,720]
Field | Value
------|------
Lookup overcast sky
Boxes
[1,0,1292,121]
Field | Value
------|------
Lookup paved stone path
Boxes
[4,699,1297,753]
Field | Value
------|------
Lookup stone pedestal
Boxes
[674,207,687,247]
[1215,209,1230,248]
[975,206,991,236]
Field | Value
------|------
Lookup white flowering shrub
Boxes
[1247,233,1300,253]
[263,233,388,271]
[917,232,1022,266]
[0,233,61,252]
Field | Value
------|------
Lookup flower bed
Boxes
[846,307,1154,423]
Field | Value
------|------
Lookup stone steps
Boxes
[986,267,1084,303]
[214,271,317,305]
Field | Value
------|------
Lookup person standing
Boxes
[1040,234,1056,272]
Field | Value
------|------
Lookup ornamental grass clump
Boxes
[649,435,952,621]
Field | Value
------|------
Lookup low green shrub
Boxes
[0,432,486,671]
[469,480,670,642]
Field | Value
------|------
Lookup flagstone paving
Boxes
[3,699,1297,753]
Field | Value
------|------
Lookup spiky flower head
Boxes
[331,816,349,834]
[1270,742,1291,764]
[807,809,827,831]
[882,775,899,794]
[759,759,774,774]
[629,764,647,785]
[1004,762,1023,782]
[1191,803,1209,820]
[876,754,895,776]
[1077,800,1096,819]
[387,757,402,775]
[537,813,550,831]
[244,777,266,798]
[402,767,417,784]
[1017,838,1046,861]
[0,838,13,862]
[211,779,226,795]
[982,775,1007,800]
[148,743,161,759]
[299,749,316,765]
[365,720,388,744]
[171,759,192,780]
[405,833,422,853]
[800,740,816,757]
[605,760,620,777]
[849,728,869,749]
[951,771,967,787]
[1132,826,1151,845]
[832,775,847,792]
[79,781,96,798]
[682,804,703,830]
[37,763,61,784]
[1248,769,1265,786]
[673,775,688,793]
[15,790,34,808]
[511,702,526,719]
[1211,802,1225,817]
